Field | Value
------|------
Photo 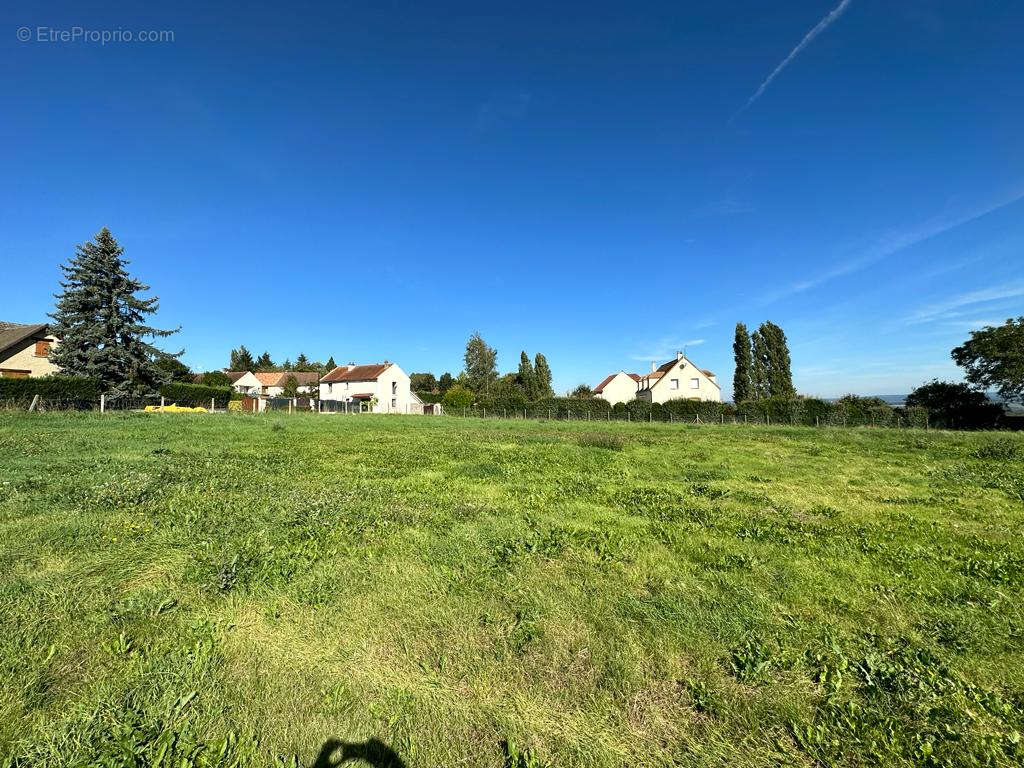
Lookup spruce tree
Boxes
[751,329,769,399]
[534,353,554,398]
[49,227,180,396]
[230,345,254,371]
[518,351,537,399]
[295,353,310,370]
[255,352,274,371]
[325,356,337,371]
[732,323,753,403]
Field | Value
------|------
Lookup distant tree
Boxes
[570,384,594,398]
[200,370,232,387]
[464,332,498,392]
[760,321,795,398]
[154,355,193,382]
[533,353,553,398]
[410,372,438,392]
[442,384,474,410]
[438,372,454,393]
[281,358,293,371]
[295,353,311,371]
[732,323,753,402]
[517,351,537,399]
[952,317,1024,403]
[281,374,300,398]
[48,227,180,396]
[230,345,254,371]
[325,355,337,371]
[906,380,1003,429]
[255,352,274,371]
[750,329,769,399]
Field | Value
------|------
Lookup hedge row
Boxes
[451,395,929,428]
[0,376,99,404]
[159,381,234,408]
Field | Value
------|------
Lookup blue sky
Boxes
[3,0,1022,398]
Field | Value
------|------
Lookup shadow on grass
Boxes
[312,738,408,768]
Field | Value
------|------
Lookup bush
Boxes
[906,380,1003,430]
[199,370,232,388]
[0,376,99,406]
[159,381,232,408]
[417,391,443,404]
[441,384,474,410]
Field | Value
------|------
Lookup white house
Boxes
[227,371,320,397]
[593,371,641,406]
[319,362,424,413]
[593,353,720,405]
[635,353,720,403]
[226,371,261,394]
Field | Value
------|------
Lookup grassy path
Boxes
[1,413,1022,766]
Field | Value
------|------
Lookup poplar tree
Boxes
[534,353,554,398]
[751,329,769,399]
[732,323,753,402]
[518,351,537,399]
[760,321,795,398]
[48,227,180,396]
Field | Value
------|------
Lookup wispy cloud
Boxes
[902,282,1024,326]
[732,0,854,122]
[759,183,1024,306]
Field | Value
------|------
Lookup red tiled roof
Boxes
[253,372,282,386]
[321,363,390,383]
[627,373,642,382]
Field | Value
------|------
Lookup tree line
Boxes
[227,346,335,374]
[409,332,554,409]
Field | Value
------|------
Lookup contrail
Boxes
[732,0,854,122]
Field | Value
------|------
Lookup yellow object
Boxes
[144,403,209,413]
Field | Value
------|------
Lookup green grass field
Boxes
[1,413,1022,767]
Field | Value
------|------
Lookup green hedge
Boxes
[0,376,99,405]
[448,394,930,428]
[159,381,233,408]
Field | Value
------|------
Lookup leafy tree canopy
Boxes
[952,317,1024,402]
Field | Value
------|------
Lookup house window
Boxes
[327,383,332,393]
[345,382,349,390]
[391,381,397,395]
[670,378,679,390]
[34,340,52,357]
[690,378,700,389]
[391,397,397,409]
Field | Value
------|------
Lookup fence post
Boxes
[100,393,106,414]
[815,416,819,427]
[160,395,165,408]
[696,413,701,424]
[549,408,552,420]
[211,397,215,412]
[767,414,770,426]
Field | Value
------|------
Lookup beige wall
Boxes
[594,372,638,406]
[643,356,721,403]
[0,335,60,378]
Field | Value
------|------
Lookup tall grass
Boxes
[1,413,1022,766]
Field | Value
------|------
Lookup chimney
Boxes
[650,361,657,373]
[677,350,683,361]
